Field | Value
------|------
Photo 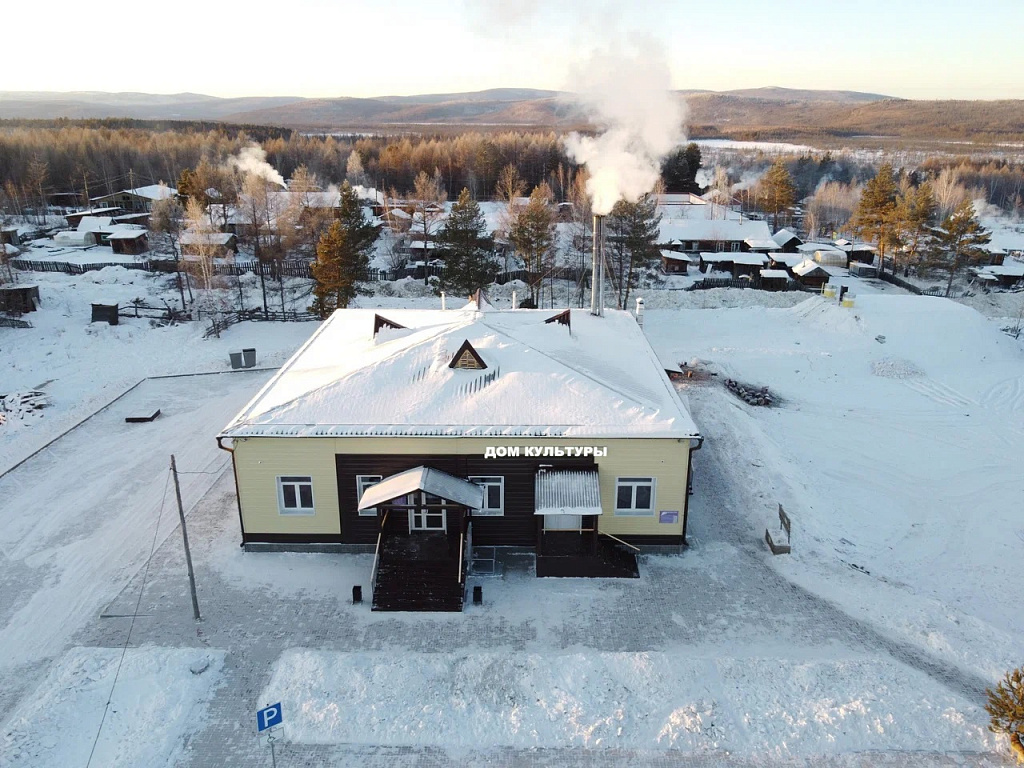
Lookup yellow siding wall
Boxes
[231,436,693,538]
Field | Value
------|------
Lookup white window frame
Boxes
[715,241,726,252]
[730,241,741,252]
[409,492,448,532]
[355,474,383,516]
[469,476,505,516]
[277,475,315,516]
[614,476,656,516]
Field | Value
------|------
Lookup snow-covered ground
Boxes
[2,263,1023,766]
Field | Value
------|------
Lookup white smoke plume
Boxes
[226,144,286,188]
[563,39,686,215]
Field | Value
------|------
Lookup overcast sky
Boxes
[4,0,1021,99]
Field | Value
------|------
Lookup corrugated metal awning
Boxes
[357,466,484,511]
[534,470,602,516]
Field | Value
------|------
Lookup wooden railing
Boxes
[599,530,641,553]
[369,512,388,599]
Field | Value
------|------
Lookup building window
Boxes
[688,241,697,251]
[469,476,504,516]
[278,476,314,515]
[356,475,382,516]
[715,241,726,252]
[615,477,656,516]
[730,241,741,252]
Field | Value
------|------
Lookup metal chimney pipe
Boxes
[635,297,645,327]
[591,214,605,317]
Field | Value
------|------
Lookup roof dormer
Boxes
[449,340,487,370]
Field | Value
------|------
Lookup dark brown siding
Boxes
[336,453,594,546]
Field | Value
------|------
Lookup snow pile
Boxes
[263,650,992,754]
[1,646,224,768]
[871,358,924,379]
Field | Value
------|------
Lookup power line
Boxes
[85,469,171,768]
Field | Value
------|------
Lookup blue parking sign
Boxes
[257,703,283,732]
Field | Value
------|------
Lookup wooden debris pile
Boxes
[0,390,49,425]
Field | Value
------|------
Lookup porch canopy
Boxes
[534,470,603,516]
[357,466,484,511]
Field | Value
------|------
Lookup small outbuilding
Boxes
[180,231,238,258]
[792,259,831,289]
[759,269,790,291]
[660,250,692,274]
[0,285,40,313]
[107,229,150,255]
[732,253,769,279]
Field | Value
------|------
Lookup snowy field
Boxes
[2,265,1023,766]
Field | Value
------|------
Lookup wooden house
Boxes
[772,228,803,253]
[90,184,178,213]
[731,253,768,279]
[697,252,734,274]
[217,306,703,611]
[65,208,122,229]
[791,259,830,289]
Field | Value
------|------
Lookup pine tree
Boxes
[894,181,937,274]
[851,163,899,275]
[757,160,797,230]
[509,183,555,304]
[985,666,1024,763]
[437,188,494,297]
[310,187,377,318]
[606,193,662,308]
[923,199,992,297]
[660,144,702,195]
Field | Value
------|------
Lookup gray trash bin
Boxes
[242,348,256,368]
[229,352,244,370]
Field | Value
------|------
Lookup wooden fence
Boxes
[0,317,32,328]
[202,308,320,339]
[688,278,809,292]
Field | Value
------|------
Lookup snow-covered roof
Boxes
[77,216,115,232]
[796,242,843,254]
[220,307,700,440]
[180,231,234,246]
[744,238,781,251]
[771,254,804,268]
[732,253,769,266]
[357,466,483,511]
[698,252,734,263]
[772,228,801,247]
[660,217,772,244]
[534,470,602,516]
[105,229,148,240]
[980,263,1024,278]
[67,207,121,218]
[659,250,694,262]
[760,269,790,279]
[792,259,828,277]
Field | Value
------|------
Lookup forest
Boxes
[1,119,1023,221]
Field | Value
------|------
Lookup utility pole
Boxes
[170,455,202,621]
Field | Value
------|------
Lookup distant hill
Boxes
[2,87,1021,143]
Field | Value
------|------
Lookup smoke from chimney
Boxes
[225,144,286,188]
[563,38,685,215]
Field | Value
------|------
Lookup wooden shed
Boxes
[0,285,40,313]
[107,230,150,255]
[791,259,830,289]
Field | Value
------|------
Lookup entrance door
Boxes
[409,492,448,532]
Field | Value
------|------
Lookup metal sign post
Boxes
[257,703,284,767]
[170,454,202,621]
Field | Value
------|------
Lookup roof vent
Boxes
[373,314,406,336]
[449,339,487,370]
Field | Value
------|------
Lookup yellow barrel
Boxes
[841,295,856,308]
[822,285,836,298]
